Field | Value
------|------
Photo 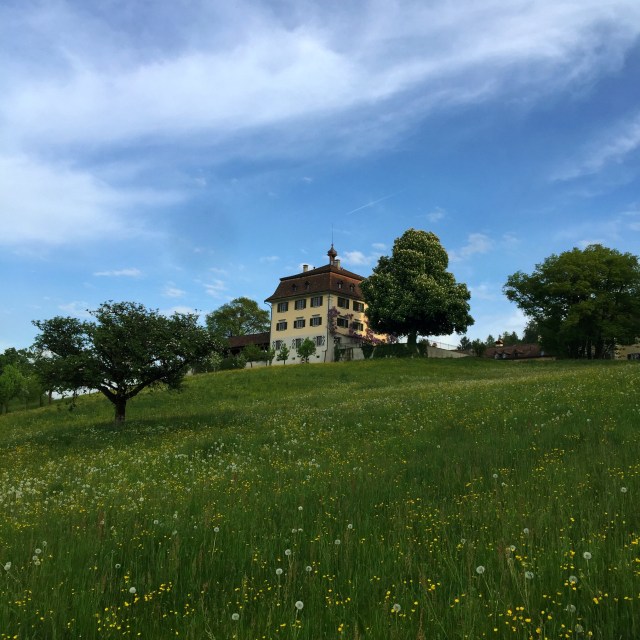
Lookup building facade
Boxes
[265,246,379,364]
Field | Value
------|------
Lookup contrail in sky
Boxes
[345,191,403,215]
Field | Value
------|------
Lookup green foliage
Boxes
[471,339,487,357]
[242,344,265,367]
[296,338,317,363]
[32,301,217,423]
[458,336,472,351]
[205,297,270,342]
[0,364,25,413]
[361,343,375,359]
[499,330,520,346]
[372,343,412,358]
[1,359,639,638]
[361,228,474,348]
[219,355,247,370]
[504,244,640,358]
[276,343,290,364]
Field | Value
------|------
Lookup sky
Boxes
[2,0,640,351]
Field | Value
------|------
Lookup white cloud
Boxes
[0,154,182,247]
[163,285,186,298]
[425,207,446,223]
[162,305,198,316]
[260,256,280,263]
[372,242,387,251]
[449,233,493,262]
[94,268,142,277]
[553,112,640,180]
[470,283,500,302]
[204,279,227,297]
[4,1,639,157]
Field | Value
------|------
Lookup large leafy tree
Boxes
[504,245,640,359]
[205,297,270,342]
[32,301,217,423]
[361,229,474,350]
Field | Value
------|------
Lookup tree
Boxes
[32,301,217,423]
[522,320,540,344]
[504,245,640,359]
[0,364,25,413]
[296,338,317,363]
[361,229,474,351]
[205,298,270,342]
[242,344,264,368]
[471,339,487,357]
[458,336,472,351]
[276,343,290,364]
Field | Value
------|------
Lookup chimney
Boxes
[335,259,341,269]
[302,264,309,272]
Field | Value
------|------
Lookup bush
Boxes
[361,343,375,359]
[219,355,247,370]
[372,343,412,358]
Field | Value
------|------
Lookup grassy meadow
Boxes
[1,358,639,639]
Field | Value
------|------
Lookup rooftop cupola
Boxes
[327,244,338,265]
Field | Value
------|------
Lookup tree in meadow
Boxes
[205,298,270,342]
[361,229,473,351]
[504,244,640,358]
[32,301,217,423]
[296,338,317,363]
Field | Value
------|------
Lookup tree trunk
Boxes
[114,397,127,424]
[407,331,418,354]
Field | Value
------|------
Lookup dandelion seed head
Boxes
[34,548,42,555]
[566,604,577,613]
[621,487,628,493]
[305,565,312,572]
[276,568,283,576]
[298,506,303,511]
[285,549,292,556]
[231,613,240,621]
[509,545,516,552]
[392,603,401,612]
[569,575,578,584]
[583,551,592,560]
[523,528,530,535]
[347,523,353,530]
[575,623,584,633]
[334,539,341,545]
[129,587,137,594]
[115,563,121,569]
[3,562,11,571]
[525,571,534,580]
[476,565,485,575]
[153,519,159,525]
[213,526,220,533]
[295,600,304,610]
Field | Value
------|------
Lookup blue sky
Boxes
[2,0,640,350]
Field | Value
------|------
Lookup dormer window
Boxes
[292,284,297,291]
[305,281,310,290]
[349,284,355,292]
[337,281,343,289]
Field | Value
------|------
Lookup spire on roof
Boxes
[327,244,338,264]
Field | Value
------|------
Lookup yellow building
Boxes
[265,246,378,363]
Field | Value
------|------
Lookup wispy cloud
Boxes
[94,268,142,277]
[449,233,493,262]
[346,192,400,215]
[553,111,640,181]
[163,285,186,298]
[425,207,446,223]
[6,1,636,160]
[204,279,227,297]
[0,154,182,247]
[260,255,280,263]
[58,301,92,318]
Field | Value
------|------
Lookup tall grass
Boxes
[1,359,639,638]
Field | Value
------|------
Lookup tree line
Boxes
[4,229,639,424]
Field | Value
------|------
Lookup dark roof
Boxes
[265,263,365,302]
[228,332,271,349]
[485,343,543,359]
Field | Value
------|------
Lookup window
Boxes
[277,302,289,313]
[349,284,355,292]
[310,296,323,307]
[351,321,364,332]
[273,340,283,350]
[353,301,365,312]
[294,318,305,329]
[310,316,322,327]
[295,299,306,310]
[314,335,325,347]
[276,321,287,331]
[337,281,343,289]
[337,297,349,309]
[336,317,349,328]
[292,338,303,348]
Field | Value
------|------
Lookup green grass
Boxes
[1,358,639,639]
